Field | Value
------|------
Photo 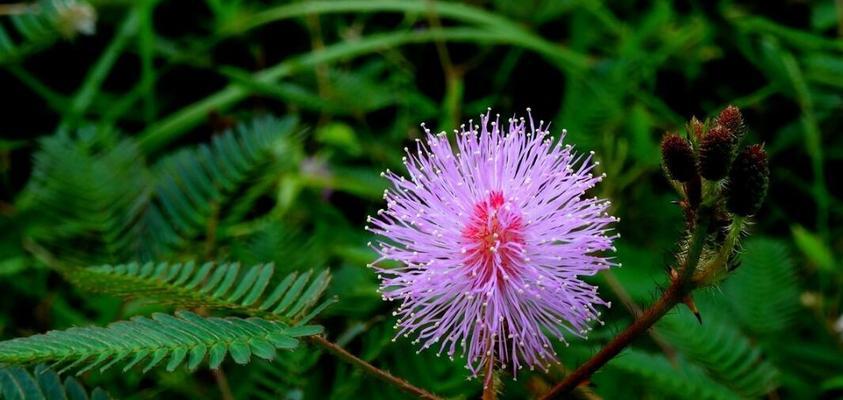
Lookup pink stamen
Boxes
[461,191,525,285]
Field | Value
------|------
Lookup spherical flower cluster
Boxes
[366,109,618,378]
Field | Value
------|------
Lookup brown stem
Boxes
[308,336,442,400]
[211,368,235,400]
[602,270,677,362]
[539,278,684,399]
[482,350,496,400]
[540,206,712,399]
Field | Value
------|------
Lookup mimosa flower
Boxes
[367,109,617,379]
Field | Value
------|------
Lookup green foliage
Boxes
[22,115,299,262]
[0,0,95,65]
[122,115,299,259]
[603,350,738,400]
[232,349,323,400]
[724,238,800,334]
[0,365,111,400]
[66,262,334,325]
[658,310,779,398]
[231,224,329,272]
[0,311,321,375]
[790,225,835,272]
[1,0,841,398]
[23,129,146,263]
[627,238,801,398]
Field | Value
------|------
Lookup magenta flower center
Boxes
[461,191,525,285]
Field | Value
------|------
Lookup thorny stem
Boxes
[540,206,712,399]
[602,270,676,362]
[308,335,443,400]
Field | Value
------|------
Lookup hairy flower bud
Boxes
[727,145,769,216]
[689,116,705,141]
[661,133,696,182]
[717,105,745,141]
[699,126,734,180]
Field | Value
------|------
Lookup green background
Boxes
[1,0,841,398]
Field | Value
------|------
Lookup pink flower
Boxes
[367,109,617,379]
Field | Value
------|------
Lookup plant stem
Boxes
[482,349,496,400]
[211,368,235,400]
[602,270,676,362]
[539,277,683,399]
[308,335,443,400]
[140,28,498,153]
[60,9,140,129]
[139,0,593,153]
[540,206,712,399]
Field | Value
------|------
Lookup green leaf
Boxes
[0,312,315,375]
[725,237,801,334]
[0,0,96,65]
[228,341,252,365]
[65,262,333,324]
[791,225,834,272]
[605,349,740,400]
[0,365,112,400]
[124,115,299,258]
[658,307,779,397]
[317,122,363,156]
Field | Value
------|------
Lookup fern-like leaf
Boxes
[22,116,300,262]
[65,262,334,325]
[0,365,111,400]
[724,238,800,334]
[120,115,298,258]
[22,129,148,264]
[0,312,321,376]
[606,349,739,400]
[658,309,779,398]
[232,224,329,272]
[233,350,322,400]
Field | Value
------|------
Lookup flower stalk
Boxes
[540,105,769,398]
[308,335,443,400]
[539,206,711,399]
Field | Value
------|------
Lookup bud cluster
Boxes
[660,105,768,216]
[659,105,770,287]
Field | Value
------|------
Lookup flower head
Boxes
[366,109,617,377]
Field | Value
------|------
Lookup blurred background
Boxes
[1,0,841,398]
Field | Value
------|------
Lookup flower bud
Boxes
[727,145,769,216]
[717,105,745,141]
[661,133,696,182]
[698,125,734,180]
[689,116,705,142]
